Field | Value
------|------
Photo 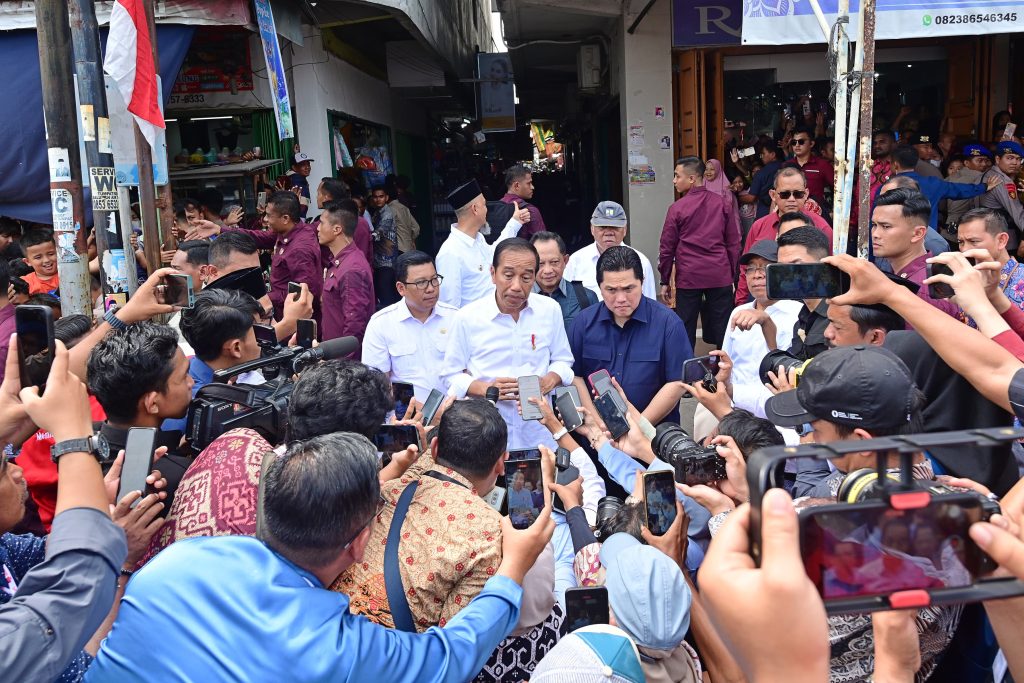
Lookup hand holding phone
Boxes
[391,381,415,420]
[926,263,955,300]
[372,424,419,456]
[420,389,445,426]
[593,391,629,440]
[118,428,157,506]
[506,457,544,529]
[643,470,678,536]
[296,319,317,349]
[554,391,583,431]
[589,370,627,413]
[16,305,55,391]
[766,263,851,300]
[565,586,609,632]
[156,273,194,308]
[518,375,544,421]
[288,281,302,301]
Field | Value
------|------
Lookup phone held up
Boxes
[642,470,678,536]
[16,305,55,391]
[157,273,195,309]
[118,427,157,507]
[765,263,850,300]
[296,319,317,349]
[506,456,544,530]
[565,586,609,632]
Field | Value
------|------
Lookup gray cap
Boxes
[591,201,628,228]
[739,239,779,266]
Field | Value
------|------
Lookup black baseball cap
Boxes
[739,239,778,266]
[765,345,916,430]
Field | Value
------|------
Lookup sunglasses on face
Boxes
[792,139,809,146]
[776,190,807,199]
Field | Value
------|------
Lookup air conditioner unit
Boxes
[578,44,602,91]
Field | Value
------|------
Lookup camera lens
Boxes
[759,349,806,387]
[597,495,625,525]
[836,468,902,503]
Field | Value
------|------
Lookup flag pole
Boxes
[131,0,162,277]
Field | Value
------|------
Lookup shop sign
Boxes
[171,27,254,95]
[478,53,516,133]
[741,0,1024,45]
[673,0,742,47]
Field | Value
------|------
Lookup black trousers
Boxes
[674,285,733,349]
[374,266,400,309]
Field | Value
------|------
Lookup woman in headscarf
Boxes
[704,159,743,250]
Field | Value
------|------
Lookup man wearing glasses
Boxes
[735,167,834,304]
[362,250,458,402]
[784,126,834,215]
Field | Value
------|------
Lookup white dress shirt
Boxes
[361,298,460,401]
[725,299,803,418]
[435,218,521,308]
[441,292,575,450]
[563,242,658,299]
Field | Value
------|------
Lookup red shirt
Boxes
[16,396,106,531]
[24,272,59,296]
[658,185,741,290]
[786,156,834,208]
[321,241,375,353]
[501,193,545,238]
[735,211,834,304]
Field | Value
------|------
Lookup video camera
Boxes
[747,428,1024,615]
[185,336,357,452]
[652,423,726,486]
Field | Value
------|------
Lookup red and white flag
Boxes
[103,0,164,149]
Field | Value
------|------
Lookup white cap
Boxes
[293,152,314,164]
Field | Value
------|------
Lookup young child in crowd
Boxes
[21,228,60,296]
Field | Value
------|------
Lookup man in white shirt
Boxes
[362,250,458,402]
[436,179,529,308]
[563,201,657,300]
[723,239,802,413]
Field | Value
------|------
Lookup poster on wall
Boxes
[172,27,253,95]
[478,53,516,133]
[253,0,294,140]
[741,0,1024,45]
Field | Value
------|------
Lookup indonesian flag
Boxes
[103,0,164,149]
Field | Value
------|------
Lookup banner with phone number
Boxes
[741,0,1024,45]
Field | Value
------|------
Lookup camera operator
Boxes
[763,345,963,681]
[85,432,556,682]
[87,322,194,511]
[138,360,396,566]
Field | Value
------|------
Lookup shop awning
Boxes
[0,25,194,225]
[170,159,282,180]
[0,1,250,30]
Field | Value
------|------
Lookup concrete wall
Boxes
[374,0,496,75]
[616,0,676,287]
[290,26,429,178]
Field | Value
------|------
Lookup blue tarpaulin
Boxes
[0,25,194,224]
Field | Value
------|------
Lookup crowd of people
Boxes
[2,129,1024,683]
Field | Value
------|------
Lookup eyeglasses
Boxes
[747,265,768,275]
[402,275,444,290]
[341,493,388,550]
[776,190,807,199]
[791,139,810,146]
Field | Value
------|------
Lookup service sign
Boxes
[741,0,1024,44]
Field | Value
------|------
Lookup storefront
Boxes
[327,112,395,193]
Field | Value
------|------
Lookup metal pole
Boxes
[69,0,122,297]
[838,10,864,257]
[133,0,163,276]
[856,0,877,259]
[35,0,92,317]
[143,0,177,261]
[830,0,851,254]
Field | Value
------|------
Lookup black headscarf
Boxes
[884,330,1018,495]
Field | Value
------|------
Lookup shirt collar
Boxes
[896,252,930,277]
[532,279,568,297]
[482,292,533,320]
[448,224,482,247]
[189,356,215,385]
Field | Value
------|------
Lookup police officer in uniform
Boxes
[981,141,1024,253]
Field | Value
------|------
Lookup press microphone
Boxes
[485,386,500,405]
[292,336,358,372]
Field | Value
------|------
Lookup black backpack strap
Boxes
[570,280,593,309]
[384,480,419,632]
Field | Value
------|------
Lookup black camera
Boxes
[652,423,727,486]
[597,495,625,527]
[747,428,1024,615]
[758,349,808,387]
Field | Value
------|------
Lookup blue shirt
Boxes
[569,296,693,423]
[888,171,987,229]
[161,356,215,433]
[749,160,783,219]
[86,535,523,682]
[532,278,598,333]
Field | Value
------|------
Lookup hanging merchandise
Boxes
[333,127,353,169]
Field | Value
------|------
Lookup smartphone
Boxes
[420,388,445,426]
[296,318,317,349]
[765,263,851,300]
[1004,122,1018,140]
[589,369,627,413]
[372,424,419,455]
[518,374,544,421]
[117,427,157,507]
[682,355,721,384]
[482,485,506,513]
[16,305,55,391]
[391,382,415,420]
[926,263,955,300]
[158,273,194,308]
[802,99,812,117]
[643,470,678,536]
[565,586,609,632]
[506,457,544,529]
[288,281,302,301]
[551,385,582,410]
[252,323,278,346]
[594,391,629,440]
[676,450,728,486]
[799,496,993,603]
[508,448,542,461]
[554,391,583,432]
[257,191,268,210]
[553,446,580,514]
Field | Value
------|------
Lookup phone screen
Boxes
[799,498,989,601]
[594,391,629,440]
[159,274,193,308]
[421,389,445,426]
[565,587,609,632]
[118,428,157,506]
[551,385,582,410]
[296,319,317,349]
[372,424,419,455]
[252,323,277,346]
[589,370,626,413]
[643,471,678,536]
[926,263,955,300]
[508,448,542,461]
[16,305,54,390]
[679,451,727,485]
[392,382,415,420]
[555,391,583,431]
[766,263,850,300]
[683,355,720,383]
[518,375,543,421]
[507,458,543,529]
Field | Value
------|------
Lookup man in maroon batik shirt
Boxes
[316,202,375,354]
[500,164,545,238]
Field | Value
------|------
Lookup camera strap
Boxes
[384,480,420,632]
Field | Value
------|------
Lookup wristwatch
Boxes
[103,309,128,331]
[50,433,111,464]
[551,426,569,440]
